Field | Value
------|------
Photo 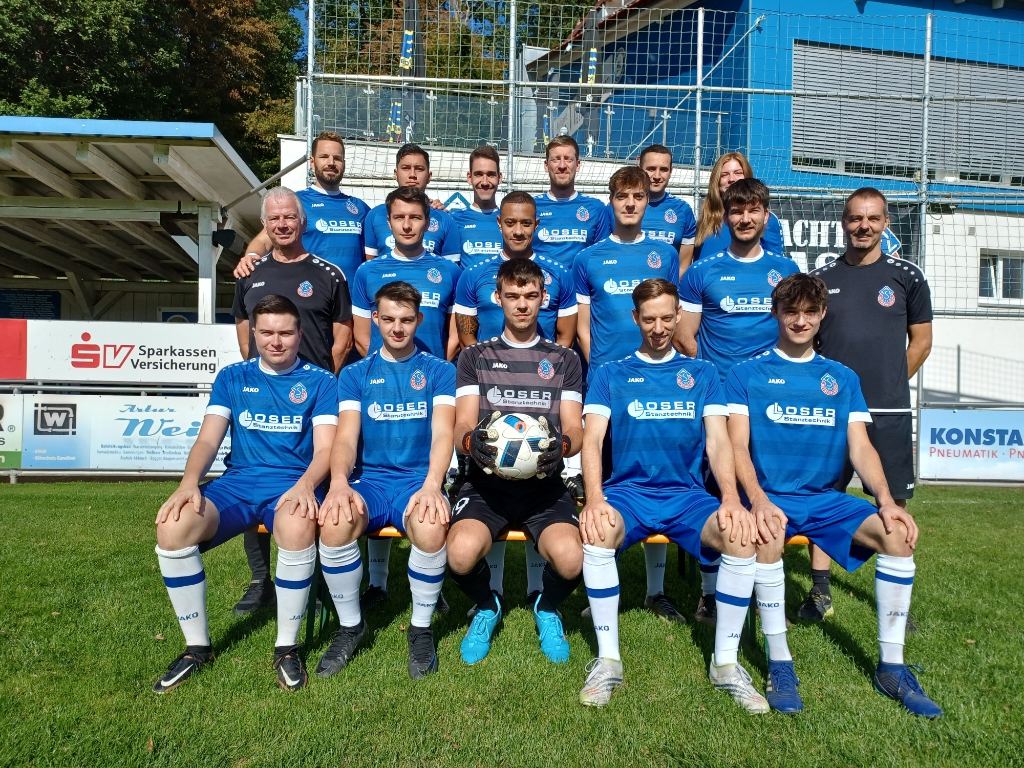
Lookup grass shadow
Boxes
[212,604,276,657]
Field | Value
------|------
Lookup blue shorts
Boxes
[197,471,322,553]
[351,474,427,535]
[604,484,722,565]
[768,490,877,572]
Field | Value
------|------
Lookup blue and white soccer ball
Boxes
[483,412,554,480]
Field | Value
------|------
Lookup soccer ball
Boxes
[484,412,553,480]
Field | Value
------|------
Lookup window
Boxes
[980,251,1024,304]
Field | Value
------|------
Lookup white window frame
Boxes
[979,250,1024,306]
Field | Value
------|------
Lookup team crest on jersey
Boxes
[820,374,839,396]
[346,200,359,214]
[427,267,442,283]
[410,369,427,390]
[576,206,590,222]
[767,269,783,287]
[664,209,678,224]
[543,270,552,285]
[428,218,439,232]
[676,368,695,389]
[878,285,896,307]
[647,252,662,269]
[538,359,555,380]
[297,281,314,297]
[289,382,308,404]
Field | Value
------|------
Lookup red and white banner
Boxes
[0,319,242,384]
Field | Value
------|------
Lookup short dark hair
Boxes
[374,280,422,311]
[844,187,889,218]
[545,135,579,160]
[311,130,344,156]
[469,145,501,172]
[771,273,829,314]
[609,166,651,195]
[632,278,678,311]
[385,186,430,219]
[500,190,536,215]
[496,258,545,291]
[721,177,770,211]
[639,144,673,165]
[252,294,301,329]
[396,143,429,169]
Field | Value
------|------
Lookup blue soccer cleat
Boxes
[765,660,803,713]
[460,596,502,665]
[874,662,944,719]
[533,593,570,664]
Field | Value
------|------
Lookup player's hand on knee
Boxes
[878,503,918,550]
[750,495,787,544]
[275,480,319,520]
[407,483,451,526]
[318,485,365,527]
[718,498,755,546]
[580,500,617,545]
[156,486,201,525]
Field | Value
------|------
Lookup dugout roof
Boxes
[0,117,267,320]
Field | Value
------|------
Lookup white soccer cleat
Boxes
[579,657,624,707]
[708,660,770,714]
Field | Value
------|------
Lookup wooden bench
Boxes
[253,524,810,645]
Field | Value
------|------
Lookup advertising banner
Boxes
[0,319,243,384]
[918,407,1024,481]
[20,394,229,472]
[0,394,23,469]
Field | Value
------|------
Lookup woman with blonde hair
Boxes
[693,152,785,262]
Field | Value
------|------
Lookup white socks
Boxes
[366,538,392,590]
[156,545,210,647]
[643,542,667,597]
[274,544,316,647]
[320,541,363,628]
[408,544,447,628]
[876,554,915,664]
[713,554,756,666]
[700,556,721,596]
[525,541,547,596]
[485,540,506,595]
[583,544,620,661]
[755,559,791,662]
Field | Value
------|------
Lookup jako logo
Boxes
[71,333,134,369]
[34,404,77,435]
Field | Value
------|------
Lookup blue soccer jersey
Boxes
[297,187,370,279]
[533,192,611,270]
[573,234,680,374]
[618,193,696,252]
[206,358,339,476]
[584,350,727,489]
[337,350,456,479]
[679,249,800,379]
[453,254,577,342]
[726,348,872,495]
[693,211,786,262]
[451,205,503,269]
[363,203,459,261]
[350,253,461,358]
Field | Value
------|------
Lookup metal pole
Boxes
[604,104,615,158]
[956,344,962,401]
[693,7,704,215]
[919,14,932,274]
[489,97,498,147]
[507,0,517,189]
[306,0,316,173]
[661,109,671,145]
[426,90,436,142]
[716,113,722,159]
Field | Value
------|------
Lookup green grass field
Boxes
[1,482,1022,767]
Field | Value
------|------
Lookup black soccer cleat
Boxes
[644,593,687,624]
[694,594,717,626]
[359,585,388,612]
[273,645,308,691]
[315,621,367,678]
[435,590,451,616]
[407,625,439,680]
[796,588,834,622]
[233,578,276,615]
[152,646,214,693]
